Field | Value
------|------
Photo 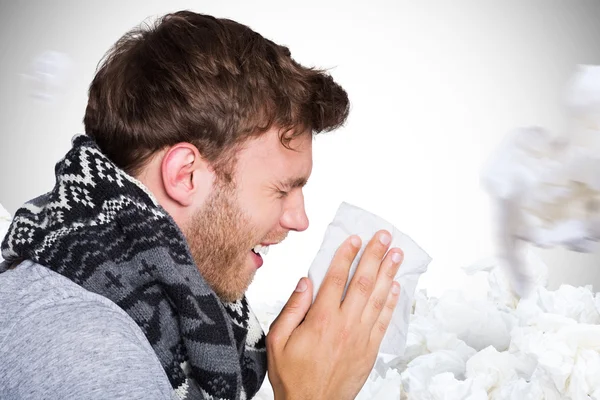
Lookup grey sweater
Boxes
[0,260,176,399]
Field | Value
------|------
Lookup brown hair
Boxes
[84,10,350,178]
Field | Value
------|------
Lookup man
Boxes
[0,11,403,400]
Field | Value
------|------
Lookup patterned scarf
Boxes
[1,134,267,399]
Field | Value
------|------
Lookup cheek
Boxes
[250,202,282,232]
[236,184,283,229]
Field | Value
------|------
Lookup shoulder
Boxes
[0,260,175,400]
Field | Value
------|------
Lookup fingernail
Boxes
[392,252,402,264]
[295,278,307,293]
[350,236,361,248]
[379,233,391,245]
[392,283,401,294]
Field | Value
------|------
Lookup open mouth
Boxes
[250,244,270,269]
[251,244,270,256]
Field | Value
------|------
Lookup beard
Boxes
[183,181,261,302]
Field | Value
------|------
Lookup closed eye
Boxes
[276,176,309,192]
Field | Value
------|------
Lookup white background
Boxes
[1,1,600,305]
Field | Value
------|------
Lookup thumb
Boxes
[268,277,313,348]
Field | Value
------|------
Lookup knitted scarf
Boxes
[0,134,267,400]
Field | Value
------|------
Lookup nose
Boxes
[280,190,309,232]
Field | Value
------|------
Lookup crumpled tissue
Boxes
[307,202,432,356]
[481,64,600,298]
[429,291,518,352]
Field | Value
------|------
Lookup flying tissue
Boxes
[481,64,600,298]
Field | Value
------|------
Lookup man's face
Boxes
[184,128,313,302]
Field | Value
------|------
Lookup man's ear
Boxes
[161,143,215,207]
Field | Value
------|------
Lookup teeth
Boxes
[252,244,270,256]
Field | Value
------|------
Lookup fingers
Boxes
[267,278,313,350]
[361,248,403,326]
[340,230,392,318]
[312,235,361,309]
[369,281,401,349]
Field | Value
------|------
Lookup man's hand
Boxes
[266,230,404,400]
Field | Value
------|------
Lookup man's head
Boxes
[83,11,349,301]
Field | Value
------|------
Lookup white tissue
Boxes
[481,64,600,298]
[355,368,403,400]
[307,202,432,356]
[21,50,72,102]
[429,291,517,352]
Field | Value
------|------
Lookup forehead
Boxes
[234,128,313,182]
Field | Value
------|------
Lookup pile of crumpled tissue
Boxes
[253,252,600,399]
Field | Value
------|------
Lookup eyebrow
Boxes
[278,176,309,190]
